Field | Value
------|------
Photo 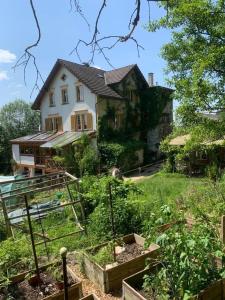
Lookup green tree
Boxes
[149,0,225,126]
[0,99,40,174]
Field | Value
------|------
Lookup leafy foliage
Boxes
[148,0,225,125]
[98,140,143,171]
[145,222,225,299]
[0,100,40,173]
[89,242,115,267]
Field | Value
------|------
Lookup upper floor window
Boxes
[49,91,55,107]
[61,88,69,104]
[20,146,34,155]
[71,112,93,131]
[76,85,84,102]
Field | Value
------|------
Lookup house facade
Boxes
[11,59,173,176]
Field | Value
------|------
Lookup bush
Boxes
[0,235,32,281]
[98,140,143,171]
[80,175,142,216]
[88,198,141,239]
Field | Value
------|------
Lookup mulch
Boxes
[0,270,75,300]
[116,242,143,264]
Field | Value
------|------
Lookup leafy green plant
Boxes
[90,242,114,267]
[144,222,225,299]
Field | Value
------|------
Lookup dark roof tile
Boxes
[32,59,124,109]
[104,64,135,85]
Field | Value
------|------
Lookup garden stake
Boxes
[108,182,116,262]
[60,247,68,300]
[24,194,40,282]
[221,215,225,244]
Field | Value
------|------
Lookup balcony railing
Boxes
[35,156,64,171]
[35,156,52,166]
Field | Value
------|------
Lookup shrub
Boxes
[98,140,143,171]
[88,196,141,240]
[80,175,142,216]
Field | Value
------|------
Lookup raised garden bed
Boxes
[81,233,159,293]
[0,264,82,300]
[123,267,225,300]
[79,294,100,300]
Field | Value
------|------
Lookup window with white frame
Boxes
[61,88,69,104]
[49,91,55,107]
[76,85,84,102]
[71,112,93,131]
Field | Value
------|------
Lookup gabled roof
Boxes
[104,64,135,85]
[32,59,124,109]
[32,60,150,110]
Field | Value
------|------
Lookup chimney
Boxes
[148,73,154,87]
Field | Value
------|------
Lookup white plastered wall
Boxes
[40,66,97,131]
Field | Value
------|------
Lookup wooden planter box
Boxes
[122,265,159,300]
[79,294,100,300]
[123,267,225,300]
[1,263,82,300]
[82,233,159,293]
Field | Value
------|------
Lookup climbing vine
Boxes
[139,86,172,138]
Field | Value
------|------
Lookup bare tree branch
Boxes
[13,0,43,96]
[71,0,145,67]
[69,0,91,31]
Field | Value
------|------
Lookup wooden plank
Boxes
[83,255,105,292]
[82,234,159,293]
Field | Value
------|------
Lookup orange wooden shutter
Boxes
[58,117,63,131]
[45,118,50,131]
[87,113,93,130]
[71,115,75,131]
[74,115,78,131]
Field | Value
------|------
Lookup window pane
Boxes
[77,115,81,130]
[62,89,68,103]
[82,114,87,129]
[76,86,80,101]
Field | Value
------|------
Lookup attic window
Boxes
[61,74,67,81]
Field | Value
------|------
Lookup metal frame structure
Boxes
[0,171,86,279]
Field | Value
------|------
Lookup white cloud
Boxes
[0,49,16,63]
[0,70,9,80]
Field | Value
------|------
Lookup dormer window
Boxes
[49,91,55,107]
[61,87,69,104]
[76,85,84,102]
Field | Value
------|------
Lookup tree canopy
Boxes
[0,100,40,174]
[149,0,225,126]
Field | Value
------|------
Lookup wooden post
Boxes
[60,247,68,300]
[108,183,116,262]
[0,196,13,237]
[221,215,225,244]
[77,180,87,235]
[24,194,40,281]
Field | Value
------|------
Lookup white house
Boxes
[11,59,173,176]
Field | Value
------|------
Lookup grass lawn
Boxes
[136,172,205,204]
[128,172,207,229]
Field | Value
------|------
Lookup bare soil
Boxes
[0,269,75,300]
[116,243,143,264]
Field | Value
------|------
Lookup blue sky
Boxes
[0,1,172,108]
